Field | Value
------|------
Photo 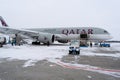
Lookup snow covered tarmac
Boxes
[0,44,120,80]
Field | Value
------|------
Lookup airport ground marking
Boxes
[57,61,120,72]
[56,60,120,79]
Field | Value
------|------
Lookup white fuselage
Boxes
[27,27,112,41]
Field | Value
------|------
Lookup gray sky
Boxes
[0,0,120,40]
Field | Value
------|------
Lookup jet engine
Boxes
[37,33,55,45]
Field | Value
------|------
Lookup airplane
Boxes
[0,16,112,45]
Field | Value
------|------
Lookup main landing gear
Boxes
[32,41,50,46]
[32,41,40,45]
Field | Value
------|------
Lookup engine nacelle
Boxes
[57,39,69,43]
[38,33,55,44]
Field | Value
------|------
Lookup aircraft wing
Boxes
[0,26,51,41]
[0,26,38,39]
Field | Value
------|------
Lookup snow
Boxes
[81,48,120,58]
[0,44,67,60]
[0,43,120,78]
[87,76,92,79]
[0,44,68,67]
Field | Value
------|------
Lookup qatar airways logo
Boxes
[62,29,93,35]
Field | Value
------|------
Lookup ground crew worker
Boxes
[90,42,92,47]
[11,37,16,46]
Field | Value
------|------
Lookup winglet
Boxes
[0,16,8,27]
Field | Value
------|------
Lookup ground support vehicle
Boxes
[100,43,110,47]
[69,40,80,55]
[69,46,80,55]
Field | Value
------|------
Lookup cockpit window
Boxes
[104,30,108,33]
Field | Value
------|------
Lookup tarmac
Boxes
[0,46,120,80]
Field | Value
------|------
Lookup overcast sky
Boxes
[0,0,120,40]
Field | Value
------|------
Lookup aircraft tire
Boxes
[0,43,3,47]
[47,41,50,46]
[32,42,40,45]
